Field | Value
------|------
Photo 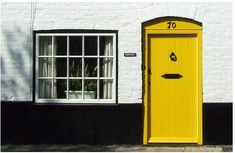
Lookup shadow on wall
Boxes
[1,26,32,101]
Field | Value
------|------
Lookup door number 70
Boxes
[167,21,176,29]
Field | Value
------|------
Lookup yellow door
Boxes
[143,17,202,144]
[149,34,198,143]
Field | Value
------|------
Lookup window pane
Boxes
[69,79,82,91]
[100,36,113,56]
[39,36,52,56]
[54,58,67,77]
[69,36,82,55]
[84,58,97,77]
[99,79,113,99]
[84,36,97,56]
[100,58,113,77]
[69,58,82,77]
[39,79,52,99]
[54,79,67,99]
[68,79,82,99]
[39,58,52,77]
[84,79,97,99]
[54,36,67,56]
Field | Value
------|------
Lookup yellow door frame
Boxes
[142,17,203,144]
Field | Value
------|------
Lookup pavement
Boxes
[1,144,232,152]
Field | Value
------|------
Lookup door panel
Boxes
[148,34,198,143]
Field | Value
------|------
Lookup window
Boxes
[35,32,116,103]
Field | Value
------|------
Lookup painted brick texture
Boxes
[1,2,232,103]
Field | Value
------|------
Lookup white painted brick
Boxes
[1,2,232,103]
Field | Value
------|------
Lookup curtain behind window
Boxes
[39,37,53,98]
[102,37,113,99]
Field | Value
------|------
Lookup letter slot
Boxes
[161,73,183,79]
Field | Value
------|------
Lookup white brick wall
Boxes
[1,2,232,103]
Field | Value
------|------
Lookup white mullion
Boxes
[52,36,54,99]
[113,35,116,101]
[99,77,114,79]
[37,33,115,36]
[36,35,39,101]
[68,56,83,58]
[38,55,53,58]
[67,36,69,100]
[82,36,84,100]
[53,56,68,58]
[97,36,100,100]
[99,56,114,58]
[69,77,83,79]
[38,77,53,79]
[83,77,100,79]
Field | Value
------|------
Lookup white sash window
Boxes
[36,33,116,103]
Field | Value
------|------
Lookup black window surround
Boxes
[33,29,118,105]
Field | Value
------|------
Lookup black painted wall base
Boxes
[203,103,232,145]
[1,102,232,145]
[1,103,143,145]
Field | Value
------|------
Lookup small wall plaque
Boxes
[124,53,137,57]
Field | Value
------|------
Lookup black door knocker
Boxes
[170,52,177,62]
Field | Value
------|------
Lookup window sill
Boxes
[35,99,116,105]
[33,102,118,107]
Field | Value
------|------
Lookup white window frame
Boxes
[35,33,116,104]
